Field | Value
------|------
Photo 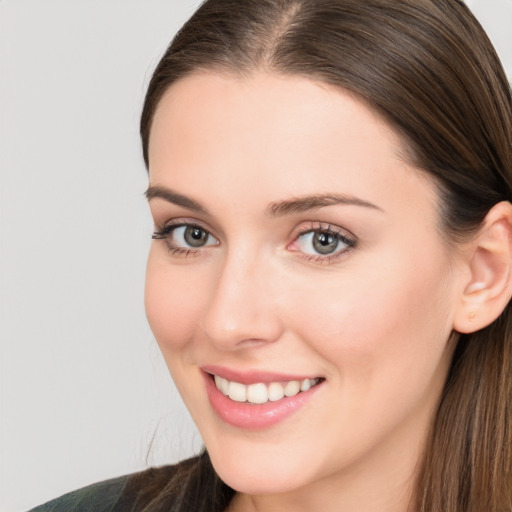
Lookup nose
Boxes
[199,249,284,351]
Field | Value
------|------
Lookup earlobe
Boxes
[453,201,512,334]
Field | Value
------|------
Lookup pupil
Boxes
[313,232,338,255]
[184,226,207,247]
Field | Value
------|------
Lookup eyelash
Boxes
[152,221,357,262]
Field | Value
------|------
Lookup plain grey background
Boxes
[1,1,510,511]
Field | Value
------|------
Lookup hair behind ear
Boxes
[415,201,512,511]
[416,307,512,511]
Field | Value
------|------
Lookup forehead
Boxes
[148,71,436,219]
[150,71,404,153]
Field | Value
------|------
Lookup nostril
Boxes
[235,338,273,348]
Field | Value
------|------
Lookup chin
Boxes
[215,464,301,495]
[206,444,317,496]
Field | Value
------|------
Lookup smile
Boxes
[214,375,321,404]
[203,367,325,429]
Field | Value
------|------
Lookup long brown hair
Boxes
[140,1,512,510]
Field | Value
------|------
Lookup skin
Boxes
[145,72,469,512]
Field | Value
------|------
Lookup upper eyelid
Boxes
[154,217,219,237]
[153,212,229,241]
[291,222,357,242]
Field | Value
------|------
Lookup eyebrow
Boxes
[145,185,382,217]
[266,193,383,217]
[145,185,210,215]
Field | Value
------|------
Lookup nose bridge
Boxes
[200,244,282,349]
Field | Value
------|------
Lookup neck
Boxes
[229,476,415,512]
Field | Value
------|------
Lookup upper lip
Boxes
[201,365,322,385]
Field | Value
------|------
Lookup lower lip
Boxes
[203,373,323,429]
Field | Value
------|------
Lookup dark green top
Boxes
[28,463,190,512]
[28,454,235,512]
[29,474,131,512]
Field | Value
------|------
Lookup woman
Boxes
[31,0,512,511]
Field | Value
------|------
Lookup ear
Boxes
[453,201,512,334]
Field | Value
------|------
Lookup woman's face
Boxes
[145,72,464,501]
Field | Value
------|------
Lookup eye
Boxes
[289,224,356,261]
[152,222,218,254]
[300,231,342,255]
[172,225,216,248]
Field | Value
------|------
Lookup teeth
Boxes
[247,383,268,404]
[214,376,320,404]
[268,382,285,402]
[301,378,312,392]
[214,375,230,395]
[284,380,301,397]
[228,381,247,402]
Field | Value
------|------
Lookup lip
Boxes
[202,367,324,429]
[202,365,319,385]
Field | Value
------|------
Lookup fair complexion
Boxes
[145,72,471,512]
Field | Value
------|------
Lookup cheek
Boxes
[279,258,456,462]
[145,249,205,354]
[288,250,455,390]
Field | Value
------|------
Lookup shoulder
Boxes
[27,474,130,512]
[27,461,192,512]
